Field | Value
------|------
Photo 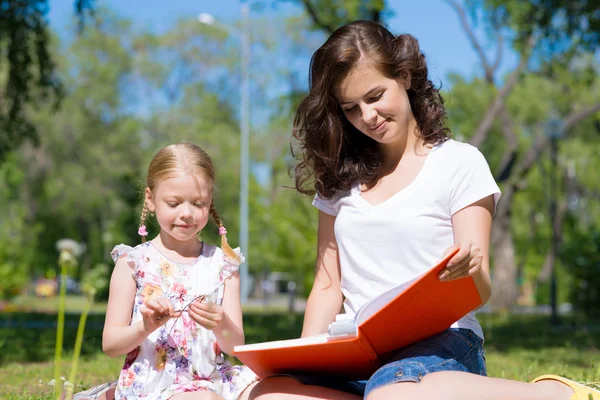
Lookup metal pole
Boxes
[549,136,559,325]
[239,0,250,303]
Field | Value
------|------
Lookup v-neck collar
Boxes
[352,141,442,210]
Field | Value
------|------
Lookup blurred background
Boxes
[0,0,599,397]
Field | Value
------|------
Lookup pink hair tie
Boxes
[138,225,148,237]
[219,226,227,236]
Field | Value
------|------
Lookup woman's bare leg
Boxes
[238,381,259,400]
[366,371,573,400]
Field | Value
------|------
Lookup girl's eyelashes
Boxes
[165,201,205,208]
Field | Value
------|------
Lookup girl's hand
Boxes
[438,242,483,281]
[188,299,224,330]
[140,297,177,332]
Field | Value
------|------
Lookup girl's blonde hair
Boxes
[139,142,240,262]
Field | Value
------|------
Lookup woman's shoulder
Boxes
[313,186,355,212]
[434,138,489,167]
[325,187,354,200]
[435,138,480,156]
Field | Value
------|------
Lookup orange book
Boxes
[233,248,481,380]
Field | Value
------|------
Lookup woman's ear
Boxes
[145,187,155,212]
[403,72,411,90]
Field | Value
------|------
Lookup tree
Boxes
[0,152,39,299]
[23,10,142,276]
[0,0,94,162]
[270,0,389,34]
[446,0,600,309]
[250,111,319,296]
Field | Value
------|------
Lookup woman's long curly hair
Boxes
[292,20,450,199]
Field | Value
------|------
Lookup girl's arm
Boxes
[211,273,245,354]
[446,195,495,307]
[301,211,344,337]
[102,258,150,357]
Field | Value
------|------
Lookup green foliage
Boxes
[0,154,40,299]
[0,0,58,162]
[446,46,600,301]
[81,263,110,301]
[24,13,143,279]
[248,108,319,295]
[0,0,94,162]
[562,227,600,319]
[470,0,600,56]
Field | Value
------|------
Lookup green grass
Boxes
[478,313,600,383]
[0,353,123,400]
[1,310,598,398]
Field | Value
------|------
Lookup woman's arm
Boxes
[446,195,495,307]
[301,211,344,337]
[102,258,150,357]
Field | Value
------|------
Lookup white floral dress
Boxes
[110,242,257,400]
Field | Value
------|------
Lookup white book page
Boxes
[327,313,357,337]
[326,276,418,337]
[355,276,417,326]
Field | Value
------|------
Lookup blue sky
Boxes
[48,0,517,85]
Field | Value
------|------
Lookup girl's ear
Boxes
[145,187,155,212]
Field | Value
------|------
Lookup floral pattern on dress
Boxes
[110,242,257,400]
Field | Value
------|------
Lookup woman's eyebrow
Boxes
[339,86,384,105]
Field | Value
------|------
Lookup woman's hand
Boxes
[438,242,483,281]
[188,299,225,330]
[140,298,177,332]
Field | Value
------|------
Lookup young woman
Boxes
[248,20,598,400]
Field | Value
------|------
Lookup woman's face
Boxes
[335,61,414,145]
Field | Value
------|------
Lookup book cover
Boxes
[234,249,481,380]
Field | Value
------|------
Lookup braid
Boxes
[209,202,222,227]
[139,202,150,243]
[210,202,240,263]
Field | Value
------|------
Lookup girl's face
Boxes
[146,172,212,244]
[335,62,414,145]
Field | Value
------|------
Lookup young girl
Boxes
[248,21,599,400]
[102,143,258,400]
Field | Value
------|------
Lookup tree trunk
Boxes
[489,187,518,310]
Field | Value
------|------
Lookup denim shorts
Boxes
[288,328,486,398]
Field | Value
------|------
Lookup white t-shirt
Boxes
[313,139,501,340]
